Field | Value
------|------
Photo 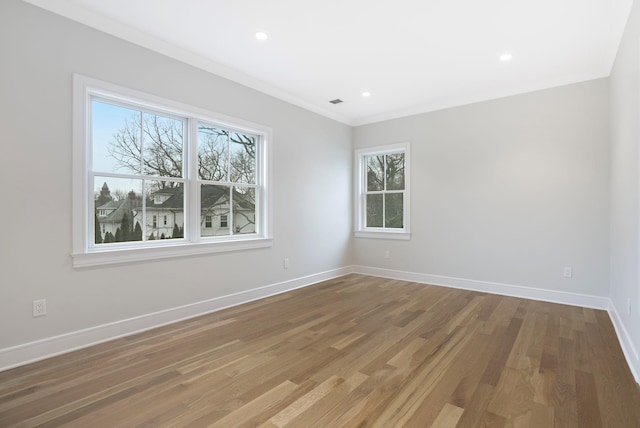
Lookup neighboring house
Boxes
[199,185,256,237]
[95,184,255,242]
[145,186,184,240]
[95,190,141,242]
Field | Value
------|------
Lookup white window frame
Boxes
[72,74,272,268]
[354,142,410,240]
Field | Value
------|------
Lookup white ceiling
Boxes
[25,0,633,126]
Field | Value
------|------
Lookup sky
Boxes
[91,99,184,199]
[91,99,139,175]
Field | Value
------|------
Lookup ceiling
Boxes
[25,0,633,126]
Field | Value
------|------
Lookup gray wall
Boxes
[0,0,353,348]
[610,0,640,378]
[2,0,635,377]
[353,79,610,297]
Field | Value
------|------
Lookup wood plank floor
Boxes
[1,274,639,427]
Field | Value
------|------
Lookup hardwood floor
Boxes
[1,274,639,427]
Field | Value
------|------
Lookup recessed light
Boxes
[255,32,268,41]
[500,53,513,62]
[362,91,371,97]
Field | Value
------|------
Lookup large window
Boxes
[73,75,272,267]
[354,143,410,240]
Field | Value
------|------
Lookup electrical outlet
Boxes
[283,258,289,269]
[33,299,47,317]
[563,266,572,278]
[384,250,390,259]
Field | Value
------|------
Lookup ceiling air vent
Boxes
[329,99,343,104]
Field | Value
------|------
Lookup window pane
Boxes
[94,177,143,244]
[201,184,231,237]
[198,125,229,181]
[366,155,384,191]
[141,113,183,178]
[230,132,256,184]
[366,194,383,227]
[92,100,141,174]
[386,153,405,190]
[233,187,256,235]
[146,181,184,240]
[385,193,404,228]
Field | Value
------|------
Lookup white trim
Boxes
[0,266,354,372]
[353,265,610,309]
[22,0,354,126]
[22,1,627,128]
[2,265,638,386]
[354,142,411,236]
[638,42,640,330]
[72,238,273,268]
[73,74,273,268]
[351,75,610,126]
[354,231,411,240]
[353,265,639,384]
[608,300,640,384]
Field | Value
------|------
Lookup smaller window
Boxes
[354,143,410,240]
[152,215,157,228]
[205,215,212,228]
[220,215,228,228]
[163,215,167,226]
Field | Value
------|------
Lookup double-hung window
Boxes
[72,75,272,267]
[354,143,410,240]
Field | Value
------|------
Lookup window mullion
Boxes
[189,119,200,242]
[226,131,231,183]
[382,155,387,228]
[382,192,386,228]
[383,154,387,191]
[226,131,232,235]
[362,157,369,229]
[139,111,144,174]
[142,180,147,241]
[229,187,234,236]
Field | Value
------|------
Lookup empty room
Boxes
[1,0,640,426]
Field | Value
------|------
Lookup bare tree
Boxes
[112,189,128,201]
[366,154,404,191]
[198,126,256,183]
[109,114,183,189]
[365,153,405,228]
[197,126,228,181]
[109,117,258,231]
[110,117,255,183]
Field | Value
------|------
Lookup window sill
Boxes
[354,231,411,241]
[72,237,273,268]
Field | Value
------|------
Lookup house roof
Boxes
[95,185,254,225]
[148,185,255,211]
[96,200,122,211]
[96,197,138,225]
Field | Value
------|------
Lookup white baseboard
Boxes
[607,301,640,384]
[353,265,640,384]
[3,265,638,387]
[0,266,354,372]
[353,265,610,309]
